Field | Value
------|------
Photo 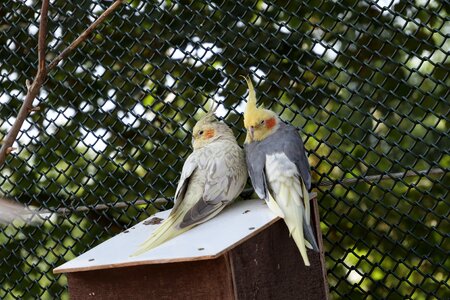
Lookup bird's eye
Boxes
[198,130,204,135]
[260,120,265,124]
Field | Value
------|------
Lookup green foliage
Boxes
[0,0,448,298]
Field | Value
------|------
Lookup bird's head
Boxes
[192,104,234,149]
[242,76,279,143]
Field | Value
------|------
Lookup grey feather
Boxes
[279,124,311,190]
[178,141,247,228]
[245,122,318,253]
[172,155,198,213]
[179,200,223,228]
[302,211,319,252]
[245,122,311,195]
[244,142,268,200]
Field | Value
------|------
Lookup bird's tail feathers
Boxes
[302,180,311,226]
[300,179,319,252]
[265,181,320,265]
[303,214,319,252]
[278,183,310,266]
[267,193,285,218]
[131,213,189,257]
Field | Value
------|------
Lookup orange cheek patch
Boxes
[265,117,276,129]
[204,129,215,139]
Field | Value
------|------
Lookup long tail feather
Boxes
[131,213,189,257]
[270,178,320,266]
[300,180,319,252]
[305,240,313,249]
[279,183,310,266]
[303,216,319,252]
[267,193,285,218]
[302,180,311,226]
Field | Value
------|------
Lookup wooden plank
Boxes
[68,256,234,300]
[229,199,329,300]
[54,199,280,273]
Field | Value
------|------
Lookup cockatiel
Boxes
[242,77,319,266]
[132,107,247,256]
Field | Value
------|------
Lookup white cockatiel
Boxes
[242,76,319,266]
[132,107,247,256]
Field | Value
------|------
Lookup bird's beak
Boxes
[249,126,254,140]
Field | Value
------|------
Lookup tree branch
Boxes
[0,0,123,167]
[47,0,124,71]
[0,0,49,167]
[37,0,48,76]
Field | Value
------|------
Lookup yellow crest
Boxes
[242,76,260,128]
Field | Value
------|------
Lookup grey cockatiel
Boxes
[242,77,319,266]
[132,107,247,256]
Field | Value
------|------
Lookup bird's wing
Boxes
[279,124,312,190]
[171,154,198,213]
[244,142,269,200]
[265,151,319,264]
[131,153,202,256]
[179,144,246,228]
[276,125,313,227]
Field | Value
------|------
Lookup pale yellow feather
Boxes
[131,213,190,257]
[278,181,310,266]
[267,193,285,218]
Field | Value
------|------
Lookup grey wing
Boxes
[180,146,247,228]
[245,142,269,200]
[179,200,222,228]
[280,125,311,190]
[171,154,198,213]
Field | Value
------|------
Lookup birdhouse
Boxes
[54,196,328,299]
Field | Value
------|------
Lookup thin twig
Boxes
[47,0,123,71]
[314,167,446,188]
[55,199,164,215]
[0,0,124,167]
[0,0,49,166]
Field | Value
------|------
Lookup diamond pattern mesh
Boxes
[0,0,449,298]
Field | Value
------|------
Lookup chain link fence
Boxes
[1,0,449,298]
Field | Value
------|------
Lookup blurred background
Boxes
[0,0,448,298]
